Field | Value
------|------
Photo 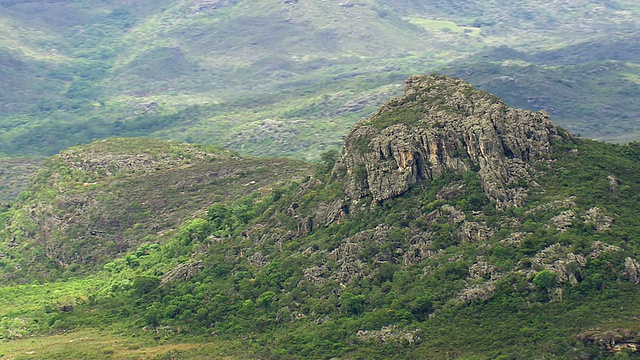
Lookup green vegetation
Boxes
[0,138,312,282]
[1,132,639,358]
[0,155,43,204]
[0,0,639,358]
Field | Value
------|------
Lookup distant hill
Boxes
[0,0,638,161]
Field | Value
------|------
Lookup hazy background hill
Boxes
[0,0,639,162]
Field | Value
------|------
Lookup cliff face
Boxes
[338,75,559,209]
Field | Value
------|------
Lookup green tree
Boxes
[533,270,558,290]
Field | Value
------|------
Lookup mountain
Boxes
[0,0,638,163]
[1,75,639,358]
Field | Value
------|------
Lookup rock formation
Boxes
[336,75,558,209]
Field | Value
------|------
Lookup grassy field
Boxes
[0,329,231,360]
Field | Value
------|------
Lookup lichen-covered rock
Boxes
[624,257,640,285]
[336,75,558,209]
[577,328,639,353]
[161,260,204,285]
[583,207,614,231]
[458,221,493,242]
[550,210,576,232]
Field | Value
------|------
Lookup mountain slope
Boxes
[1,75,639,358]
[0,0,638,160]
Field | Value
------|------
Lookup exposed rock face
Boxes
[550,210,576,232]
[455,281,497,304]
[302,225,397,286]
[336,75,558,209]
[355,325,422,344]
[583,207,614,231]
[625,257,640,285]
[469,261,497,280]
[458,221,493,242]
[607,175,619,191]
[161,260,204,285]
[577,328,639,353]
[531,244,586,285]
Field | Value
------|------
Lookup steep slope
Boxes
[2,75,638,358]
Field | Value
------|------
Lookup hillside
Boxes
[1,75,640,359]
[0,155,42,204]
[0,138,312,282]
[0,0,638,162]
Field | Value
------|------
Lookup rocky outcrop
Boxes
[625,257,640,285]
[455,280,497,304]
[550,210,576,232]
[526,196,577,215]
[469,261,497,280]
[531,244,586,285]
[577,328,639,353]
[355,325,422,344]
[336,75,558,209]
[458,221,493,242]
[583,207,614,231]
[403,233,442,266]
[607,175,619,191]
[161,260,204,285]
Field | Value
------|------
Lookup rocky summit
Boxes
[339,74,558,209]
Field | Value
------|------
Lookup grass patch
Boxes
[0,329,232,360]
